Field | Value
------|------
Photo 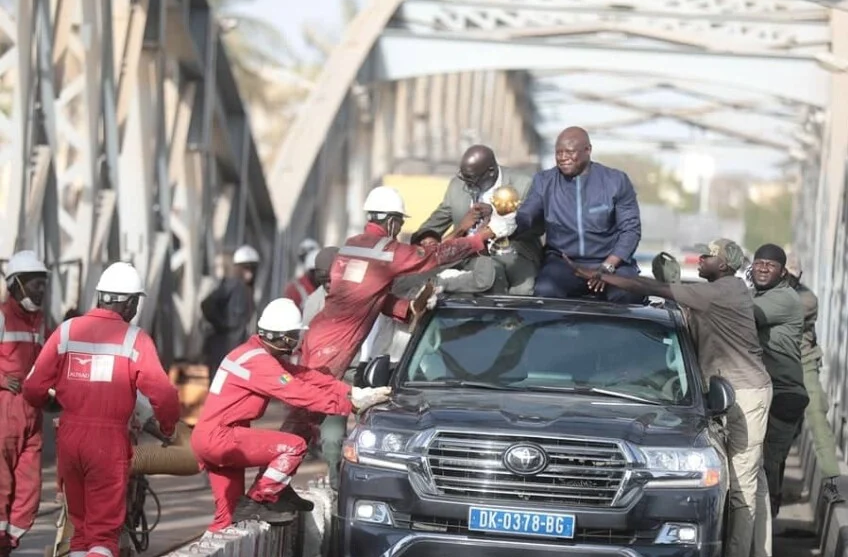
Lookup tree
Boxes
[595,153,697,211]
[743,190,794,251]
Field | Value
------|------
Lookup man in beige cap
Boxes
[785,253,844,503]
[566,238,773,557]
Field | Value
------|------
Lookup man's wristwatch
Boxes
[601,262,616,274]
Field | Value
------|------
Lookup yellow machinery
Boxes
[381,174,451,235]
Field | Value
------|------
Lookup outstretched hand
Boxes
[562,255,606,293]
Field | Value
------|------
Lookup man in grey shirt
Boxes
[567,238,773,557]
[749,244,807,517]
[416,145,542,294]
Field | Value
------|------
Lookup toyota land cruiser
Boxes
[336,296,734,557]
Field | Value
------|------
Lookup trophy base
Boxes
[489,239,516,257]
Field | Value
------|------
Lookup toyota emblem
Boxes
[502,443,548,476]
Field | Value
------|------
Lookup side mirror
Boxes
[362,354,392,388]
[707,376,736,416]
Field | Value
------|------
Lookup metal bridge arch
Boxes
[269,0,848,449]
[0,0,277,364]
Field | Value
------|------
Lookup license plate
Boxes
[468,507,575,539]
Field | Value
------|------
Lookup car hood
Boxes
[367,388,709,447]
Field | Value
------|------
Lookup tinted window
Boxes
[402,309,692,405]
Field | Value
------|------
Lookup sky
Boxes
[235,0,804,181]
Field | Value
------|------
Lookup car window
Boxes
[403,309,692,405]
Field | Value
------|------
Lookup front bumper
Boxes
[335,463,724,557]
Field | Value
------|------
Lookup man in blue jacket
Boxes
[516,127,643,303]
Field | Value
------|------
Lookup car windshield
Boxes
[402,308,693,405]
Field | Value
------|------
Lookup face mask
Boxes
[14,276,41,312]
[19,297,40,313]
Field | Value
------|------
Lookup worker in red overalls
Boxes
[284,248,319,311]
[24,262,181,557]
[290,185,517,487]
[191,298,391,531]
[0,251,48,556]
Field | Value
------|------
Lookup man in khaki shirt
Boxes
[567,238,773,557]
[785,255,843,503]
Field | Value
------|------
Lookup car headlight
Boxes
[342,427,417,471]
[638,447,723,488]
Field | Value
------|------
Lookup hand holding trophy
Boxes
[488,185,521,255]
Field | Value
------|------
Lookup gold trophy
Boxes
[489,185,521,256]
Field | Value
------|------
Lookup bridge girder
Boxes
[268,0,848,453]
[0,0,275,364]
[269,0,841,241]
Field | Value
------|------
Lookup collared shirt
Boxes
[516,162,641,262]
[752,282,805,396]
[669,276,771,390]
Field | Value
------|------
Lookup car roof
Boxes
[437,294,679,327]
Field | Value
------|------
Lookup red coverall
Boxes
[23,309,180,557]
[283,274,316,310]
[0,300,44,554]
[190,335,353,531]
[284,222,484,442]
[300,222,485,379]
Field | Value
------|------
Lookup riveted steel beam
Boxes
[373,31,829,107]
[0,0,273,365]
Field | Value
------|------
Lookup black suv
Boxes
[336,296,734,557]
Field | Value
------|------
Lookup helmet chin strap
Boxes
[387,216,403,238]
[14,276,41,312]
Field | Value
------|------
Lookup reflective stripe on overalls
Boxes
[0,310,44,345]
[209,348,265,394]
[56,318,142,362]
[337,237,395,262]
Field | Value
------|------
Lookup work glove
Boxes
[351,386,392,411]
[0,375,21,394]
[486,211,517,239]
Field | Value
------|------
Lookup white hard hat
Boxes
[233,245,260,265]
[785,252,802,278]
[257,298,308,333]
[96,262,146,295]
[298,238,321,258]
[4,250,48,281]
[363,186,410,217]
[304,249,319,271]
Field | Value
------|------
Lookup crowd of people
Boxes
[0,126,841,557]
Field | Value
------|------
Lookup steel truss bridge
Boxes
[1,0,848,450]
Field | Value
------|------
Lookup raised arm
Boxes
[416,184,456,237]
[245,356,354,416]
[515,173,545,235]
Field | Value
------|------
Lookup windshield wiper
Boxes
[522,385,662,406]
[403,380,520,391]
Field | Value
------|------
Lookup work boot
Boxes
[267,485,314,512]
[823,477,845,504]
[231,495,295,524]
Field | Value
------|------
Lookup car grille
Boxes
[425,432,628,507]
